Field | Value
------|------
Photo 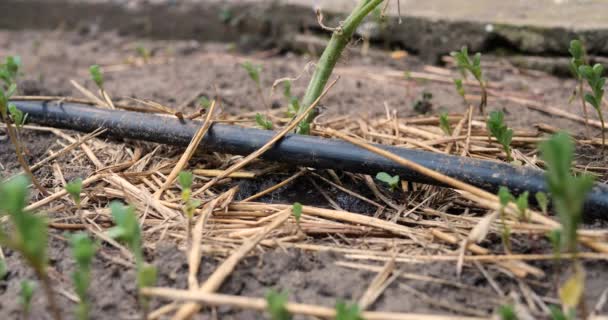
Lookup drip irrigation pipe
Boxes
[9,99,608,219]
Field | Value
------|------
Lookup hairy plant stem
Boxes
[0,111,48,195]
[298,0,385,126]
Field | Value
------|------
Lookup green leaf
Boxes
[487,111,513,161]
[287,98,301,117]
[497,304,517,320]
[498,186,513,207]
[8,103,25,127]
[515,191,529,221]
[20,280,35,313]
[266,289,291,320]
[241,61,261,86]
[70,233,96,270]
[89,65,104,89]
[439,112,452,135]
[335,301,363,320]
[178,171,194,190]
[376,172,399,191]
[108,201,142,261]
[138,264,157,289]
[255,113,273,130]
[549,305,570,320]
[65,178,83,205]
[453,78,465,98]
[292,202,303,223]
[547,229,562,257]
[535,192,549,215]
[198,96,212,109]
[0,175,29,217]
[297,119,310,135]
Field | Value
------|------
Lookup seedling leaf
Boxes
[266,289,291,320]
[241,61,261,86]
[535,192,548,215]
[439,112,452,135]
[255,113,273,130]
[292,202,303,223]
[89,65,104,89]
[65,178,83,205]
[487,111,513,161]
[497,304,517,320]
[20,280,35,315]
[376,172,399,191]
[335,301,363,320]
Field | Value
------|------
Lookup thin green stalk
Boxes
[579,81,591,138]
[299,0,385,124]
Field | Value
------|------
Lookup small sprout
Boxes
[497,304,517,320]
[535,191,549,215]
[439,112,452,135]
[70,233,96,320]
[487,111,514,161]
[335,301,363,320]
[451,46,487,113]
[0,55,21,86]
[135,44,151,62]
[549,305,574,320]
[568,39,592,139]
[65,178,83,206]
[178,171,200,243]
[0,259,7,280]
[413,91,433,114]
[539,132,595,253]
[287,98,301,118]
[375,172,400,191]
[137,264,158,292]
[20,280,36,318]
[296,119,311,135]
[89,65,104,89]
[283,80,292,100]
[198,96,212,109]
[547,229,562,259]
[515,191,529,221]
[453,78,466,99]
[266,289,291,320]
[292,202,303,224]
[178,171,194,193]
[241,61,261,86]
[8,103,25,127]
[579,63,606,148]
[255,113,274,130]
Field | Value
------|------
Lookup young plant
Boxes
[255,113,274,130]
[514,191,530,221]
[451,46,487,114]
[498,186,512,253]
[439,112,452,135]
[453,78,467,103]
[568,40,591,138]
[266,289,292,320]
[135,44,151,63]
[578,63,606,149]
[0,175,61,320]
[69,233,96,320]
[20,279,36,319]
[298,0,386,126]
[335,301,363,320]
[292,202,303,229]
[497,304,517,320]
[178,171,201,244]
[535,191,549,215]
[241,61,269,108]
[108,201,157,319]
[539,132,594,253]
[65,178,83,207]
[89,65,104,90]
[487,111,514,162]
[375,172,399,191]
[0,56,47,195]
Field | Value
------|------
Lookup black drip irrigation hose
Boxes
[10,100,608,220]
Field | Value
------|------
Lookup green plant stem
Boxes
[299,0,385,124]
[0,111,48,195]
[478,80,487,115]
[598,108,606,152]
[579,81,591,138]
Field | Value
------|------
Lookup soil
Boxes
[1,27,608,320]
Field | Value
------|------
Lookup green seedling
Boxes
[298,0,386,125]
[0,259,7,280]
[539,132,594,253]
[451,46,487,114]
[255,113,274,130]
[108,201,157,319]
[579,63,606,149]
[292,202,303,228]
[0,57,46,195]
[70,233,96,320]
[498,304,517,320]
[498,186,512,253]
[266,289,292,320]
[89,65,104,90]
[335,301,363,320]
[178,171,201,244]
[549,305,574,320]
[453,78,466,102]
[568,40,591,137]
[547,229,562,259]
[487,111,514,162]
[241,61,268,108]
[515,191,529,221]
[0,175,60,320]
[198,96,212,109]
[535,191,549,215]
[20,279,36,318]
[413,91,433,114]
[65,178,83,206]
[376,172,399,191]
[439,112,452,135]
[135,44,151,63]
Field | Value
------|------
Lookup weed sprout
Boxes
[439,112,452,135]
[578,63,606,149]
[335,301,363,320]
[568,40,591,138]
[69,233,96,320]
[497,304,516,320]
[451,47,487,114]
[266,289,291,320]
[20,279,36,318]
[178,171,201,244]
[255,113,274,130]
[487,111,514,162]
[535,191,549,215]
[375,172,400,191]
[0,175,61,320]
[108,201,157,319]
[66,178,84,207]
